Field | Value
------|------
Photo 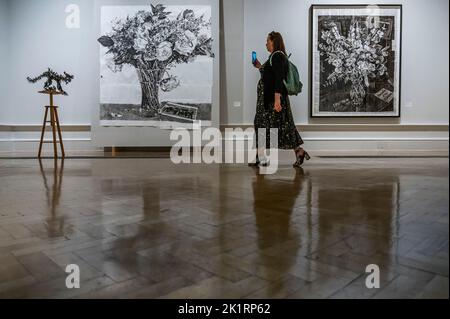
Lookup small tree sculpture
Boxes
[27,68,74,95]
[98,4,214,117]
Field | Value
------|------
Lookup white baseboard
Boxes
[0,139,101,155]
[0,124,448,157]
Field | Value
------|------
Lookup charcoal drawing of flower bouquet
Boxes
[319,19,390,111]
[98,4,214,122]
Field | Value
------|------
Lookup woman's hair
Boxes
[268,31,287,55]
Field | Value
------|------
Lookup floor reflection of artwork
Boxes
[99,4,214,128]
[313,171,400,261]
[311,5,402,117]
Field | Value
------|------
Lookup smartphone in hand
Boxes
[252,51,257,64]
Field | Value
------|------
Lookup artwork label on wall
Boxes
[98,4,214,128]
[310,5,402,117]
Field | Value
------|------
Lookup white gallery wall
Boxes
[0,0,9,123]
[3,0,95,124]
[243,0,449,125]
[220,0,244,125]
[240,0,448,155]
[0,0,449,155]
[0,0,95,152]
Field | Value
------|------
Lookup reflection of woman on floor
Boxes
[251,167,305,296]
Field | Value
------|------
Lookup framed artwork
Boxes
[310,5,402,117]
[98,4,214,128]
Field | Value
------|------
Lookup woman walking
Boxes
[251,31,310,167]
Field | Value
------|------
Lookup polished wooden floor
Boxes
[0,157,448,299]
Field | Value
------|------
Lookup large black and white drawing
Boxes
[98,4,214,127]
[310,5,402,117]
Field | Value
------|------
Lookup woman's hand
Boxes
[274,94,282,112]
[253,59,261,69]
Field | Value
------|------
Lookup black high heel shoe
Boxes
[248,156,260,167]
[248,158,269,167]
[293,149,311,167]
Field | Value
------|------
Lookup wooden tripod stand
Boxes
[38,90,65,158]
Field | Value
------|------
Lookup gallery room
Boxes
[0,0,448,304]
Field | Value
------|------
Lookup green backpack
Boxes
[270,51,303,96]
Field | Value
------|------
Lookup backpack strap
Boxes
[269,50,287,66]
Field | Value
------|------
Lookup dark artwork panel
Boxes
[318,16,396,113]
[311,6,402,117]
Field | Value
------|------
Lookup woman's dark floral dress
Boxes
[254,62,304,150]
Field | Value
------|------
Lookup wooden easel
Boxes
[38,90,65,158]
